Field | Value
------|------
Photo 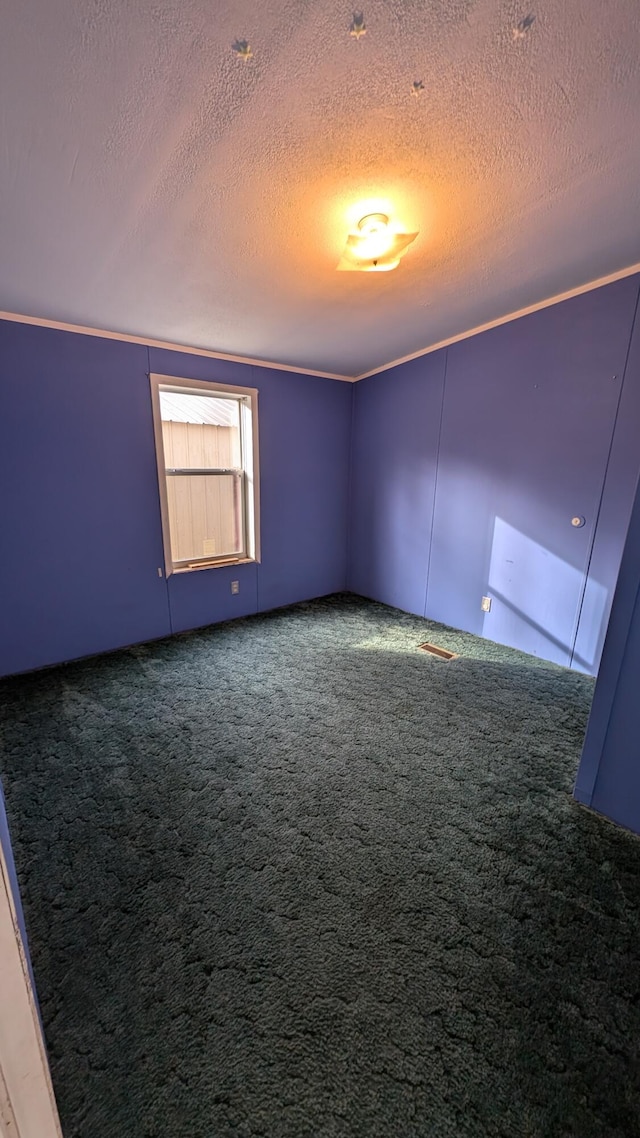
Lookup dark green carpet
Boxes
[1,594,640,1138]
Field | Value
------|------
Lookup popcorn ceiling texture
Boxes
[1,0,640,375]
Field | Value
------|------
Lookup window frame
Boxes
[150,373,260,576]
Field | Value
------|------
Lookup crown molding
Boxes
[0,310,354,383]
[354,260,640,381]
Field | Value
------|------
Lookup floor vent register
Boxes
[418,642,458,661]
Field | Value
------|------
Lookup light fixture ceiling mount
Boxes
[337,212,418,272]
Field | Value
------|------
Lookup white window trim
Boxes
[149,373,261,576]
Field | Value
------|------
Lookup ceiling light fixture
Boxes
[337,213,418,272]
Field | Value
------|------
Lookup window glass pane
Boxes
[160,391,241,469]
[165,474,244,563]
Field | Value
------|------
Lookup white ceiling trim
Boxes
[0,310,354,383]
[353,261,640,381]
[2,257,640,387]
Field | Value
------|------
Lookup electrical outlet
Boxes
[231,580,240,595]
[481,595,492,613]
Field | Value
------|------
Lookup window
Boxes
[150,374,259,574]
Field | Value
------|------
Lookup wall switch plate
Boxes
[481,596,492,612]
[231,580,240,594]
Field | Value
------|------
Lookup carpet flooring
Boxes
[1,594,640,1138]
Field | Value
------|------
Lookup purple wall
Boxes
[575,305,640,833]
[349,275,640,675]
[2,273,640,858]
[0,321,352,678]
[348,353,446,613]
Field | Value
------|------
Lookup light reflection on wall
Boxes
[486,517,607,672]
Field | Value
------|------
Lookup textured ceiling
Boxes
[1,0,640,377]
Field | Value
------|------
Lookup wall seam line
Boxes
[249,366,259,614]
[345,381,356,592]
[423,350,448,619]
[570,281,640,674]
[576,464,640,803]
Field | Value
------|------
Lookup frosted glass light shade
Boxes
[337,213,418,272]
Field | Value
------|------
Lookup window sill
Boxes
[170,557,256,575]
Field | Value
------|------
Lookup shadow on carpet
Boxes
[1,594,640,1138]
